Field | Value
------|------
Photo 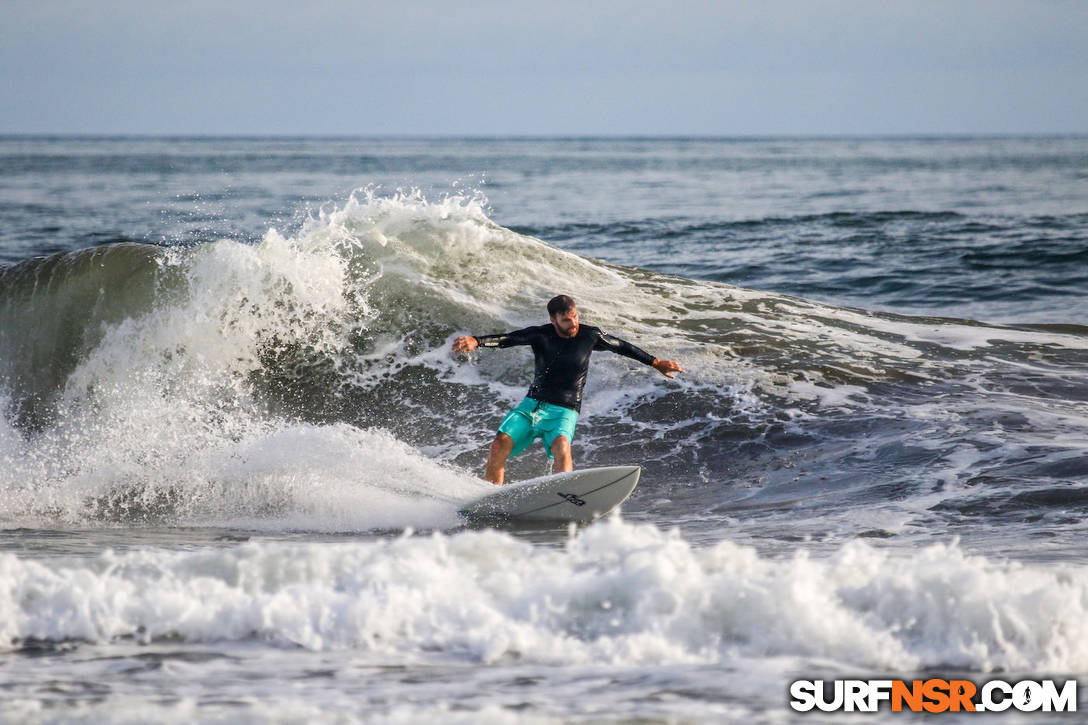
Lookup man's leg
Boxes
[550,435,573,474]
[485,433,515,484]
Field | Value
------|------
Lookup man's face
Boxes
[550,306,579,338]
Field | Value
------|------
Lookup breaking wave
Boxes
[0,188,1085,535]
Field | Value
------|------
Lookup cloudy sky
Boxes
[2,0,1086,135]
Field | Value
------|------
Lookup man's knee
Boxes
[550,435,571,456]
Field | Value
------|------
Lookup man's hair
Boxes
[547,295,576,317]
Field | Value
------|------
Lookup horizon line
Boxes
[2,132,1087,142]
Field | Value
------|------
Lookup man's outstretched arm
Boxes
[451,327,538,354]
[595,332,685,379]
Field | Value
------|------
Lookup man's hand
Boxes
[652,359,684,379]
[451,336,479,354]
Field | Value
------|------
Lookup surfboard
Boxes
[459,465,640,523]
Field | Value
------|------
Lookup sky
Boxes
[2,0,1086,136]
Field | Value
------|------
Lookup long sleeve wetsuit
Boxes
[473,324,656,412]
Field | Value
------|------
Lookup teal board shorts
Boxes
[497,397,578,459]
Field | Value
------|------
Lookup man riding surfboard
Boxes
[451,295,684,484]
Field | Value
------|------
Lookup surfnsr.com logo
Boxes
[790,679,1078,713]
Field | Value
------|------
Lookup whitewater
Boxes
[1,136,1087,722]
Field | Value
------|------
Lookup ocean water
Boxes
[1,136,1087,722]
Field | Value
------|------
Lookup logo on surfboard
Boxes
[557,492,586,506]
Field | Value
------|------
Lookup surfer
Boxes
[451,295,684,484]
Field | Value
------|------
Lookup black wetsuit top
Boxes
[473,324,656,412]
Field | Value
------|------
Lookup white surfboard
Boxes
[459,465,640,523]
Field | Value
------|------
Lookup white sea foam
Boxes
[3,519,1086,674]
